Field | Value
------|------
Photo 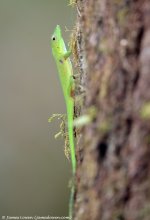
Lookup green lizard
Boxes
[50,25,76,218]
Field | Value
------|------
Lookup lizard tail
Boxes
[67,100,76,219]
[69,183,75,219]
[67,102,76,174]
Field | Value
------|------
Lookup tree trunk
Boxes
[74,0,150,220]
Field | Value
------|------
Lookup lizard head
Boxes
[51,25,62,41]
[51,25,63,55]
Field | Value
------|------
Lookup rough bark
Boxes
[74,0,150,220]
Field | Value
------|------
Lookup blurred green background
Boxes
[0,0,75,216]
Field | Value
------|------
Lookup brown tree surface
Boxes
[73,0,150,220]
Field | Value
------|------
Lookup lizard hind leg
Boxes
[67,75,75,98]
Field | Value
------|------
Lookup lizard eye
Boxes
[52,36,56,41]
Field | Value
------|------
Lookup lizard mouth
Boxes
[54,25,62,38]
